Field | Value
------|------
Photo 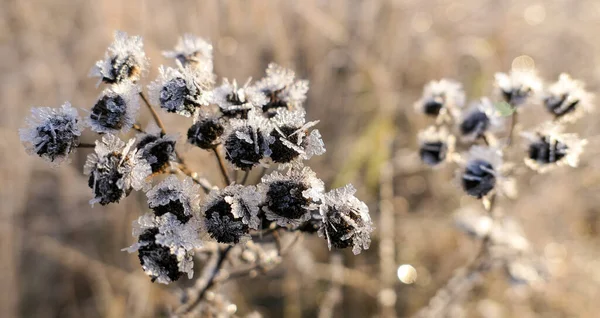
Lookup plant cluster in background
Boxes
[18,31,373,316]
[412,65,593,316]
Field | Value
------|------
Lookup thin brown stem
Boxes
[139,92,166,134]
[132,123,144,133]
[506,110,518,147]
[212,147,231,185]
[77,143,96,148]
[240,170,250,185]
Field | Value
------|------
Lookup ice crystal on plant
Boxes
[146,175,202,222]
[90,31,148,85]
[414,79,465,121]
[19,102,83,164]
[88,81,140,134]
[543,73,594,123]
[494,69,541,107]
[84,134,151,206]
[148,66,213,117]
[135,129,177,173]
[268,108,325,164]
[212,78,268,118]
[163,34,214,70]
[318,184,373,255]
[253,63,309,117]
[222,109,274,170]
[522,123,587,173]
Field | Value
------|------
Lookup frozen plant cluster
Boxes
[19,30,373,314]
[413,68,592,314]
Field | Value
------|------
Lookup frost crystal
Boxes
[212,78,268,118]
[259,166,324,227]
[318,184,373,255]
[90,31,148,85]
[414,79,465,121]
[522,123,587,173]
[494,69,541,107]
[125,213,202,284]
[544,73,594,123]
[148,66,213,117]
[222,109,274,170]
[88,81,140,134]
[268,108,325,164]
[84,134,151,206]
[135,130,177,173]
[146,175,202,222]
[253,63,309,117]
[458,98,504,142]
[163,34,214,70]
[417,126,455,166]
[202,185,262,244]
[19,102,83,164]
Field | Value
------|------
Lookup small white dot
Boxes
[397,264,417,284]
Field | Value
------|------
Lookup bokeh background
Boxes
[2,0,600,317]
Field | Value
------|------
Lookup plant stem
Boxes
[212,147,231,185]
[240,170,250,185]
[77,143,96,148]
[506,110,518,147]
[138,92,166,134]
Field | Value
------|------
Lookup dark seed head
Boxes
[297,211,322,234]
[325,208,361,249]
[160,77,196,114]
[545,94,579,118]
[224,126,268,170]
[419,141,447,166]
[460,111,490,138]
[502,87,530,106]
[87,153,126,205]
[262,88,288,117]
[222,91,250,119]
[204,198,248,244]
[137,134,175,173]
[528,137,568,164]
[461,159,496,198]
[90,95,127,130]
[269,125,302,163]
[103,55,140,84]
[187,118,224,149]
[423,98,444,116]
[152,199,191,223]
[137,228,183,283]
[34,115,79,161]
[265,180,310,220]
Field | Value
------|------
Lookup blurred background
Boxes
[2,0,600,317]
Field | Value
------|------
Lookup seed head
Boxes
[19,102,83,164]
[414,79,465,121]
[268,108,325,164]
[318,184,373,255]
[458,97,504,142]
[417,126,455,166]
[460,146,503,199]
[84,134,151,206]
[162,34,214,70]
[259,166,324,227]
[88,81,140,134]
[522,123,587,173]
[544,73,594,123]
[253,63,309,117]
[212,78,268,119]
[146,176,201,222]
[148,66,213,117]
[135,128,177,173]
[90,31,148,85]
[187,113,224,149]
[494,69,541,107]
[222,109,274,170]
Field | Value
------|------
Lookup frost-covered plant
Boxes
[19,30,373,316]
[413,67,591,316]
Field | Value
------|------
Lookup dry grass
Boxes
[2,0,600,317]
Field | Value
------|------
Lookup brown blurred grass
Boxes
[2,0,600,317]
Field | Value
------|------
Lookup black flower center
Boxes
[325,208,361,249]
[528,137,568,164]
[204,198,248,244]
[137,228,183,283]
[419,141,447,166]
[502,86,531,106]
[269,125,303,163]
[87,153,126,205]
[461,159,496,198]
[545,94,579,118]
[224,126,267,170]
[265,180,310,220]
[160,77,196,114]
[104,55,140,84]
[34,115,78,161]
[460,111,490,138]
[423,98,444,116]
[137,134,175,173]
[90,95,127,130]
[187,119,224,149]
[152,199,191,223]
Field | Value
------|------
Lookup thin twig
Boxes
[139,92,166,134]
[506,110,518,147]
[77,143,96,148]
[240,170,250,185]
[177,245,233,315]
[212,147,231,185]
